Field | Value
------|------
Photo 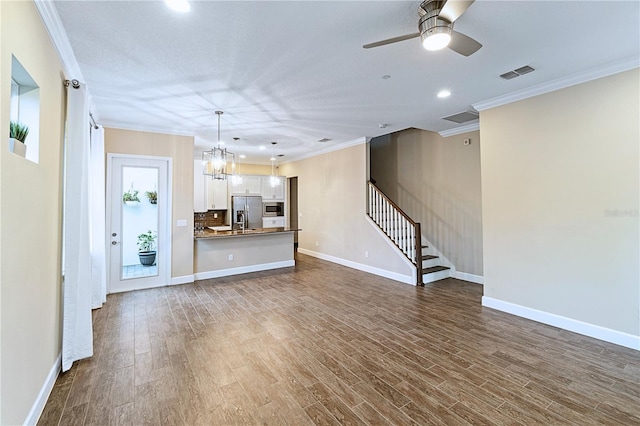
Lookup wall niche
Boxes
[9,55,40,163]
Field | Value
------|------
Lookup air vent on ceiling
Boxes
[442,110,479,124]
[317,138,331,143]
[500,64,535,80]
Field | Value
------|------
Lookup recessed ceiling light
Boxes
[317,138,331,143]
[239,154,246,159]
[165,0,190,13]
[270,157,276,161]
[259,145,266,150]
[437,90,451,98]
[378,124,388,129]
[382,75,391,80]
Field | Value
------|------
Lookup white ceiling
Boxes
[52,0,640,164]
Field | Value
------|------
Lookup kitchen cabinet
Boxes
[262,217,285,228]
[207,178,228,210]
[229,175,261,195]
[193,159,207,212]
[260,176,285,201]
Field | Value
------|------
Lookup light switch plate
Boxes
[176,219,187,227]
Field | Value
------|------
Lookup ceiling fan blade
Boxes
[439,0,475,23]
[448,30,482,56]
[363,32,420,49]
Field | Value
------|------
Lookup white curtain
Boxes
[90,125,107,308]
[62,83,93,372]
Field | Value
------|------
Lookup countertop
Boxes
[194,227,300,240]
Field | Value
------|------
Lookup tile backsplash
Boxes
[194,210,226,228]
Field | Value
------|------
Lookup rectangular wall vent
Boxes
[500,64,535,80]
[442,110,479,124]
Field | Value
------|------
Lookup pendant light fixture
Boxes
[203,111,235,180]
[269,141,280,187]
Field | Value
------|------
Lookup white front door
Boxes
[107,154,171,293]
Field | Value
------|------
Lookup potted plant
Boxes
[122,188,140,206]
[137,230,157,266]
[145,190,157,204]
[9,120,29,158]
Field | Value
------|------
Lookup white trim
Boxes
[24,352,61,425]
[423,268,451,284]
[34,0,98,117]
[283,137,367,164]
[473,57,640,112]
[105,154,173,293]
[451,271,484,285]
[482,297,640,351]
[171,275,194,285]
[194,260,295,281]
[34,0,84,81]
[438,123,480,137]
[298,248,415,286]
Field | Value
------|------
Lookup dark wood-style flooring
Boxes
[39,254,640,425]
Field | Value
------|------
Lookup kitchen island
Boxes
[194,227,298,280]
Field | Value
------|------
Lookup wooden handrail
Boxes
[367,181,423,285]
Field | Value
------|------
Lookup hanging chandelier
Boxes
[203,111,235,180]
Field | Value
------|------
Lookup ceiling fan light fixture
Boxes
[421,29,451,50]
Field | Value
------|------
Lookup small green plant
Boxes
[122,188,140,203]
[9,121,29,143]
[145,190,157,204]
[137,230,157,252]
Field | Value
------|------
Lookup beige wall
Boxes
[280,143,413,280]
[105,128,195,279]
[480,68,639,336]
[0,1,66,423]
[371,128,483,276]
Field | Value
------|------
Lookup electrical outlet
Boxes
[463,138,471,146]
[228,254,233,261]
[315,241,319,247]
[365,251,369,258]
[214,213,218,219]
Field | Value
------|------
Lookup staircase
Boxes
[367,181,450,285]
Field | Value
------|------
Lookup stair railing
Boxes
[367,181,422,285]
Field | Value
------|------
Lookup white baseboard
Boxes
[482,297,640,351]
[298,248,415,286]
[171,274,194,285]
[451,271,484,285]
[25,352,61,425]
[194,260,295,281]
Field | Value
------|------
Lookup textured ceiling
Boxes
[52,1,640,164]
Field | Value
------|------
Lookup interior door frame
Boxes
[106,153,173,293]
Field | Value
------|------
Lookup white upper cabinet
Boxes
[260,176,285,201]
[229,175,261,195]
[207,178,228,210]
[194,159,229,211]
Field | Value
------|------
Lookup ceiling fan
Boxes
[363,0,482,56]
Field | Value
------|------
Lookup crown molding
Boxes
[282,136,368,164]
[473,56,640,112]
[438,122,479,138]
[34,0,84,82]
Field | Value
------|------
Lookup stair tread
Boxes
[422,266,450,274]
[421,255,438,261]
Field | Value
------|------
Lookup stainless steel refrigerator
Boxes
[232,196,262,229]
